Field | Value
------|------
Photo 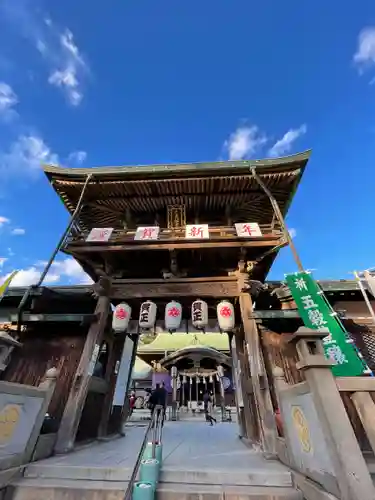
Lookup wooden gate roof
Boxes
[43,151,311,230]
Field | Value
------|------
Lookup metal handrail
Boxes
[123,406,164,500]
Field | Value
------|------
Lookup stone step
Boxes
[23,463,292,487]
[8,478,303,500]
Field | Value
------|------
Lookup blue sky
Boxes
[1,0,375,286]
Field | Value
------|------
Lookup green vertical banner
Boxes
[285,271,371,377]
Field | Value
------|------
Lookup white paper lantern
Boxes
[165,300,182,331]
[112,302,132,333]
[217,300,235,332]
[139,300,157,329]
[191,299,208,329]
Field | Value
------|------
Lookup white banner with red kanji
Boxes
[134,226,160,241]
[86,228,114,242]
[234,222,262,238]
[185,224,209,239]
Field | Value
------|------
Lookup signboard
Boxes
[185,224,209,239]
[231,336,243,407]
[134,226,160,241]
[285,271,370,376]
[235,222,262,238]
[86,228,113,242]
[87,343,100,376]
[113,337,135,406]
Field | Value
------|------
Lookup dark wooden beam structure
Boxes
[54,277,111,454]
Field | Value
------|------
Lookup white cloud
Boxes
[268,125,307,158]
[288,228,297,239]
[0,82,18,120]
[353,27,375,71]
[1,2,89,106]
[223,125,268,160]
[45,28,88,106]
[11,228,25,235]
[37,257,93,285]
[68,150,87,164]
[50,258,93,284]
[0,258,7,268]
[0,135,58,176]
[1,267,60,287]
[0,257,93,287]
[0,216,10,227]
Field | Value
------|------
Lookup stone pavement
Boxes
[10,420,303,499]
[23,420,292,487]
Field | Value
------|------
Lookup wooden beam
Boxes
[86,202,123,216]
[336,377,375,392]
[8,313,97,323]
[111,280,239,299]
[68,238,283,253]
[114,276,237,284]
[88,188,267,203]
[251,310,300,319]
[237,272,278,455]
[54,278,111,454]
[98,334,126,437]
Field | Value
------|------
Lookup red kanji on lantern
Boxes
[168,307,180,317]
[115,307,128,320]
[220,306,232,317]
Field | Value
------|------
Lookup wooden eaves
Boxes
[43,151,311,231]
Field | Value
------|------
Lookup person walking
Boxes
[150,382,167,427]
[203,390,217,426]
[129,391,136,417]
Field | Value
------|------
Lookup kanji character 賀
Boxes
[301,295,318,310]
[307,309,328,328]
[294,277,308,291]
[326,345,348,365]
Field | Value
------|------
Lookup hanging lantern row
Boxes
[112,299,236,333]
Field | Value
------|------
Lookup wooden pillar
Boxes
[54,278,111,454]
[118,334,139,433]
[237,270,278,456]
[98,333,126,438]
[234,329,259,441]
[229,332,247,438]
